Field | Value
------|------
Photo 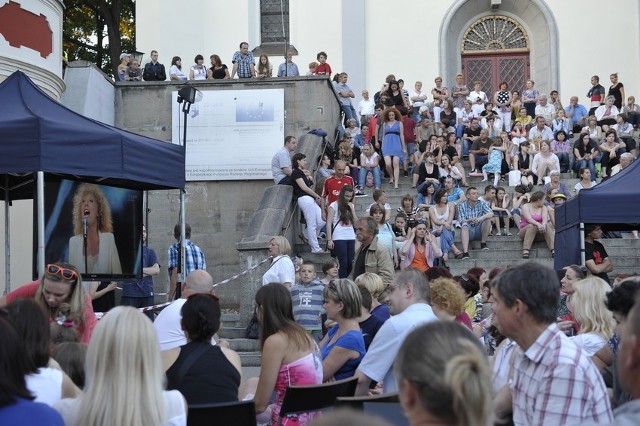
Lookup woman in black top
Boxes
[164,293,242,405]
[291,153,326,253]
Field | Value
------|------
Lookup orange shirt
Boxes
[409,248,429,272]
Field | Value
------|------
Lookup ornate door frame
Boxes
[460,15,530,95]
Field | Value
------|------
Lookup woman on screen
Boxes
[68,183,122,276]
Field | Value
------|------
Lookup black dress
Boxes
[166,341,240,405]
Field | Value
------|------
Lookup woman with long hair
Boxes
[243,283,322,425]
[68,183,121,276]
[599,129,625,178]
[376,107,406,189]
[53,307,187,425]
[6,299,81,405]
[209,54,230,79]
[319,279,365,381]
[0,315,64,424]
[1,262,96,343]
[573,133,599,179]
[569,277,616,356]
[395,321,493,426]
[518,191,554,259]
[169,56,187,81]
[291,153,326,253]
[439,99,457,135]
[582,115,604,143]
[557,265,589,336]
[400,218,442,272]
[326,185,358,278]
[256,54,273,79]
[429,189,461,260]
[164,294,242,405]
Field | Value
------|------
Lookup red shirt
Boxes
[315,63,332,75]
[402,116,416,143]
[7,280,97,343]
[322,175,355,206]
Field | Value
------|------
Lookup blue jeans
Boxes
[456,124,465,138]
[341,104,360,127]
[463,139,472,156]
[333,239,355,278]
[555,152,571,173]
[573,159,595,178]
[436,227,455,254]
[359,166,381,188]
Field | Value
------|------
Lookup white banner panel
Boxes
[171,88,285,181]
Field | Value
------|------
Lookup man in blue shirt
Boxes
[168,223,206,301]
[336,72,359,127]
[121,225,160,320]
[230,42,256,79]
[565,96,589,134]
[457,186,493,259]
[277,51,299,77]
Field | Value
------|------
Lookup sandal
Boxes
[522,250,530,259]
[507,232,513,236]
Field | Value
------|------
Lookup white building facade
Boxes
[137,0,640,108]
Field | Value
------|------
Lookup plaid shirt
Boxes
[457,199,492,223]
[168,239,206,276]
[511,323,613,425]
[232,51,254,78]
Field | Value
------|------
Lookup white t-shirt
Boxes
[357,303,438,393]
[261,255,295,286]
[358,99,375,116]
[26,367,63,405]
[154,300,218,351]
[571,332,606,356]
[328,201,356,241]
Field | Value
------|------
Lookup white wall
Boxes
[0,201,34,293]
[136,0,640,110]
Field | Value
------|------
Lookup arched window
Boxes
[461,16,529,53]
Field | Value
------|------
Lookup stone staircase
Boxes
[227,163,640,368]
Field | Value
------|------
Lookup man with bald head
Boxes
[321,159,355,218]
[154,270,217,351]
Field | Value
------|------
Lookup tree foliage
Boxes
[63,0,135,78]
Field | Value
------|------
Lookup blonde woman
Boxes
[429,278,472,329]
[53,306,187,425]
[395,321,493,426]
[354,272,389,321]
[568,277,616,356]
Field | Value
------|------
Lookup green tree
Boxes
[63,0,135,78]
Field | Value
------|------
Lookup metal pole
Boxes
[4,176,9,294]
[37,171,45,278]
[579,222,586,265]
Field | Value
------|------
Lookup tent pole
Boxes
[37,172,45,278]
[580,222,586,265]
[4,176,9,295]
[178,189,186,299]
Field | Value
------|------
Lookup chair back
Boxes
[187,400,257,426]
[278,376,358,424]
[363,401,407,426]
[335,392,400,410]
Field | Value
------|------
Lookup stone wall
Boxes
[113,76,341,306]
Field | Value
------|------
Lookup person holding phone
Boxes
[400,219,442,272]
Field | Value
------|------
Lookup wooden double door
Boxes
[462,53,530,97]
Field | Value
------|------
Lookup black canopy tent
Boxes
[0,71,185,291]
[554,160,640,270]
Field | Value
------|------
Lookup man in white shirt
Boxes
[535,94,556,124]
[354,269,438,395]
[271,136,297,185]
[154,270,217,351]
[528,116,554,145]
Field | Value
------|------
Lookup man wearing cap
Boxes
[542,170,571,199]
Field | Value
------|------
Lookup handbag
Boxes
[246,308,260,339]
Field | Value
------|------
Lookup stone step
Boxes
[218,326,248,340]
[239,351,262,367]
[220,312,241,328]
[224,337,261,352]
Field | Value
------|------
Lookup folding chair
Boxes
[277,376,358,426]
[335,392,400,410]
[187,400,257,426]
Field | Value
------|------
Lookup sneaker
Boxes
[403,170,409,177]
[311,249,327,254]
[318,232,326,240]
[462,252,470,259]
[481,243,489,250]
[470,169,478,174]
[453,220,462,229]
[355,190,367,197]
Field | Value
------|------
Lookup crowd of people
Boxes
[116,46,334,82]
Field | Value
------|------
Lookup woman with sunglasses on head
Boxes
[163,294,242,405]
[400,218,442,272]
[1,262,96,344]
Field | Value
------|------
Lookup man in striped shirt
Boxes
[491,262,613,425]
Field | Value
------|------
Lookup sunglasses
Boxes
[46,264,78,280]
